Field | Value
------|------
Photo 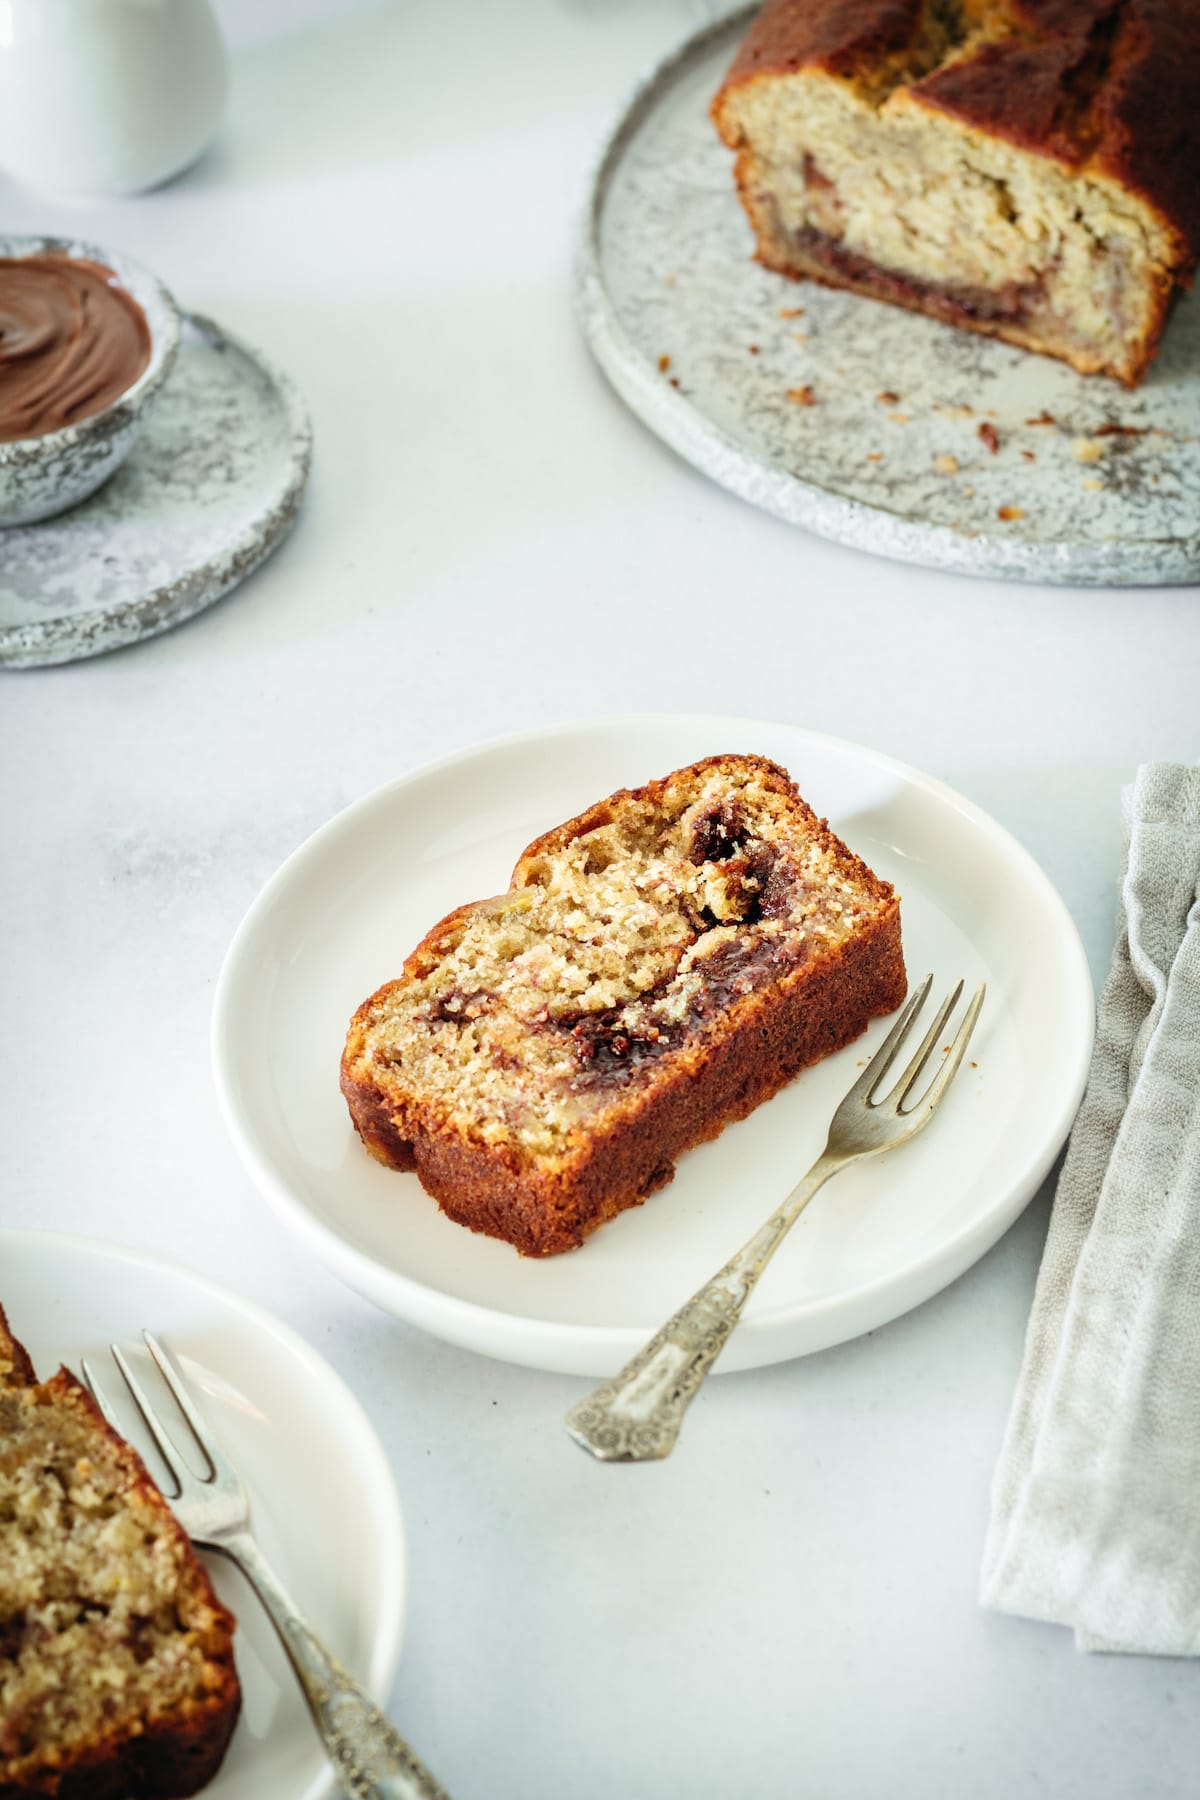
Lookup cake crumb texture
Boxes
[342,754,906,1255]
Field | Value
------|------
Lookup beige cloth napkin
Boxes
[981,763,1200,1656]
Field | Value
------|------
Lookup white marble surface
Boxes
[2,2,1198,1795]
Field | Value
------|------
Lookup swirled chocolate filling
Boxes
[0,254,152,443]
[370,761,889,1154]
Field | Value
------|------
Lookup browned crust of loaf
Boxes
[716,0,923,81]
[746,215,1176,381]
[340,754,906,1256]
[0,1344,241,1800]
[712,0,1200,279]
[0,1303,36,1388]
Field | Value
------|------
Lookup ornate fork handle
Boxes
[216,1531,451,1800]
[565,1153,841,1462]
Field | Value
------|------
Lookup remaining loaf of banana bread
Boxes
[0,1304,240,1800]
[342,754,906,1256]
[711,0,1199,384]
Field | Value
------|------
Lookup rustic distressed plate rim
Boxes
[574,3,1199,588]
[0,312,313,670]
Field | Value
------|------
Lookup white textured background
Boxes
[2,3,1198,1795]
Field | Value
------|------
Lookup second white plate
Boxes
[0,1230,406,1800]
[213,716,1094,1376]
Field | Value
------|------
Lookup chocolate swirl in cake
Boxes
[342,756,907,1256]
[0,254,152,442]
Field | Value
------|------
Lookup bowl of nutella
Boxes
[0,236,180,527]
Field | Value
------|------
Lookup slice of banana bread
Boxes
[342,754,906,1256]
[711,1,1200,384]
[0,1310,240,1800]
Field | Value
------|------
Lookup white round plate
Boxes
[213,717,1094,1378]
[577,6,1200,586]
[0,1230,406,1800]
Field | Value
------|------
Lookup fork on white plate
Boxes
[84,1335,453,1800]
[565,974,985,1463]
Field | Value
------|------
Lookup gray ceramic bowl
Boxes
[0,235,181,528]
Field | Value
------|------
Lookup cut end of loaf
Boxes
[711,0,1199,384]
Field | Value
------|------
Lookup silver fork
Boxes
[564,974,985,1464]
[82,1336,453,1800]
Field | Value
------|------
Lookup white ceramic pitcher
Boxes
[0,0,228,196]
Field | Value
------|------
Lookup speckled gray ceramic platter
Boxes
[578,6,1200,586]
[0,314,311,667]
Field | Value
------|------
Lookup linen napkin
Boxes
[981,762,1200,1656]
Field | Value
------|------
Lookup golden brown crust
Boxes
[0,1306,35,1389]
[0,1332,240,1800]
[718,0,922,86]
[341,756,907,1256]
[0,1695,241,1800]
[714,1,1200,270]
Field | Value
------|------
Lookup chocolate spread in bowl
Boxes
[0,254,152,442]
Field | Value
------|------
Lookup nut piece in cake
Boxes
[711,0,1200,385]
[341,754,906,1256]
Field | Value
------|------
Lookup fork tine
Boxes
[902,982,985,1116]
[142,1333,219,1481]
[841,973,933,1105]
[109,1343,186,1495]
[888,979,964,1111]
[79,1358,123,1433]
